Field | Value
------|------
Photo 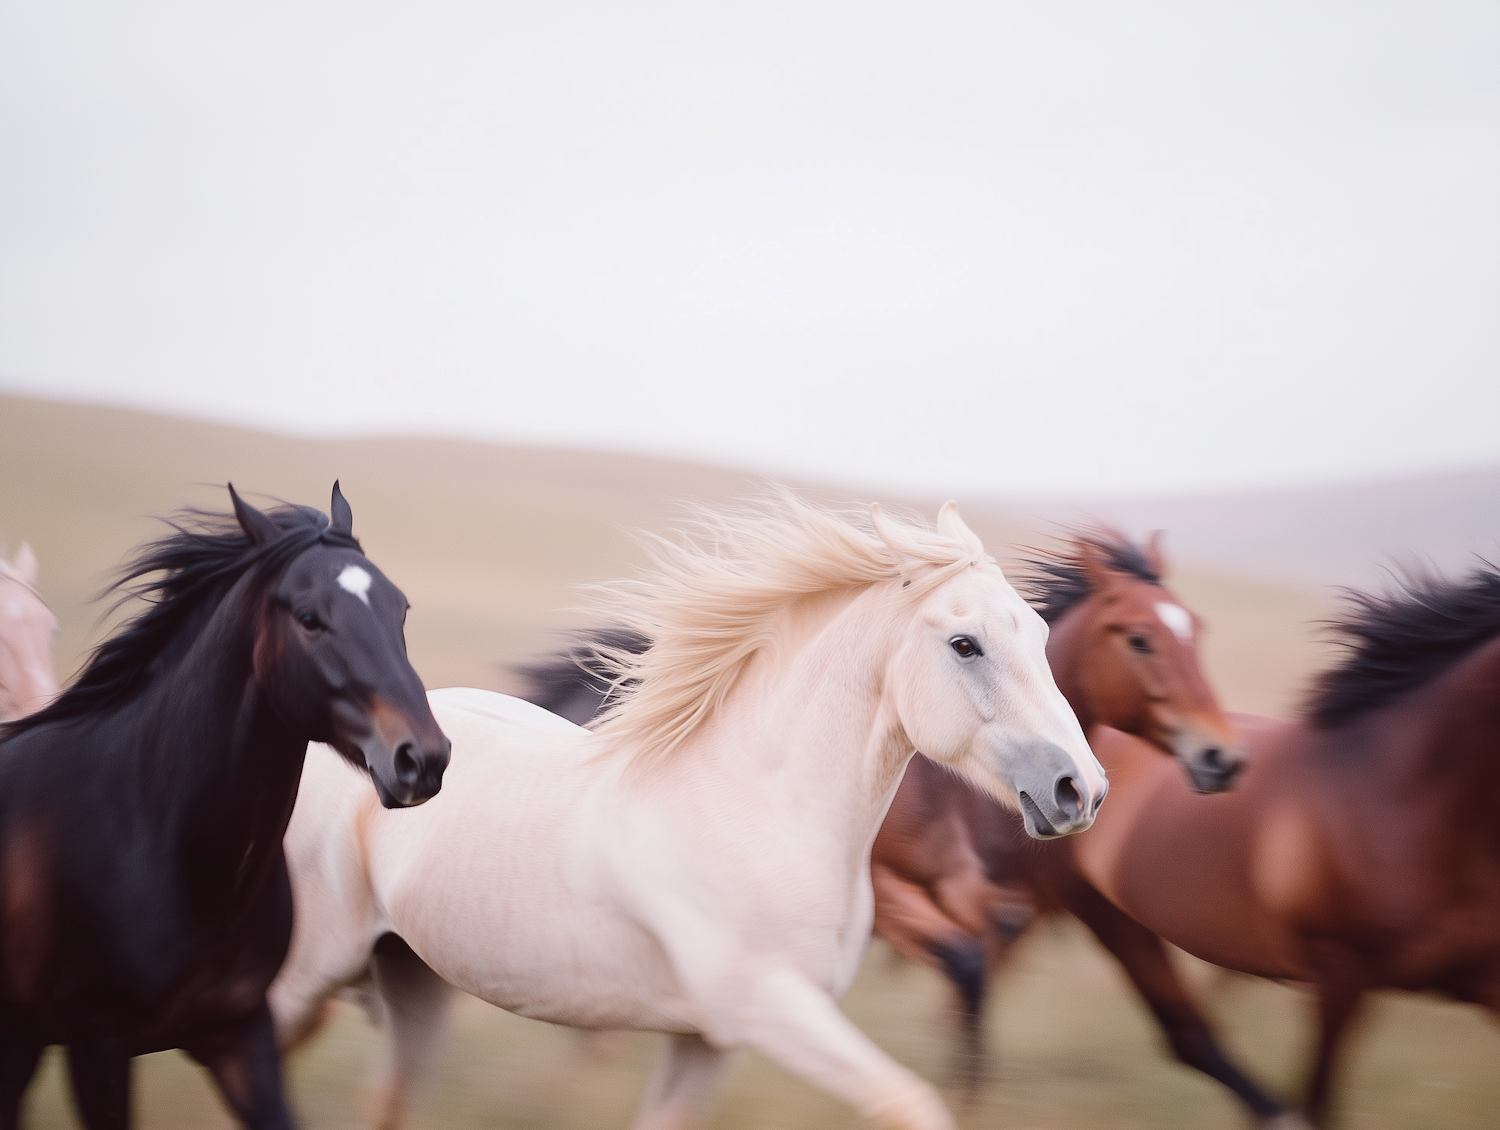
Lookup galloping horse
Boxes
[0,485,450,1130]
[1071,560,1500,1123]
[270,498,1108,1130]
[0,545,59,722]
[521,532,1292,1121]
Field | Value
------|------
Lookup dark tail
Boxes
[512,626,652,727]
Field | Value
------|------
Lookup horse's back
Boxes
[429,687,585,735]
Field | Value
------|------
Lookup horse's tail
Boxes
[513,626,652,727]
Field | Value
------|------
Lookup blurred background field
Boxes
[3,392,1499,1127]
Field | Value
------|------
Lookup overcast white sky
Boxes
[2,2,1496,497]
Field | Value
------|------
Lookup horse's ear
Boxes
[935,500,986,559]
[330,481,354,536]
[871,503,927,579]
[1079,540,1114,592]
[1144,530,1167,579]
[11,543,37,585]
[229,484,279,547]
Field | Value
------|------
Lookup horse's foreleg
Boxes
[365,933,455,1130]
[631,1033,733,1130]
[733,968,954,1130]
[871,861,989,1079]
[1303,947,1366,1128]
[1063,878,1300,1126]
[66,1038,132,1130]
[0,1031,42,1130]
[185,1003,296,1130]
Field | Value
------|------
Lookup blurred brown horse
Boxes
[870,533,1312,1126]
[1074,560,1500,1124]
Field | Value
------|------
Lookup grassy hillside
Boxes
[1,393,1330,714]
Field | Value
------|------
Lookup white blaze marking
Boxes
[337,565,373,606]
[1155,602,1194,645]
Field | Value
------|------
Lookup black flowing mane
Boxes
[1,501,361,741]
[1020,528,1162,624]
[1305,560,1500,729]
[515,626,650,720]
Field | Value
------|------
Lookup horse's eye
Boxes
[1128,633,1152,654]
[950,636,982,658]
[298,612,325,632]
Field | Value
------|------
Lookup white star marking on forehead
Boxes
[1154,602,1194,645]
[337,564,373,607]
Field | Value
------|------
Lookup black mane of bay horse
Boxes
[0,484,449,1130]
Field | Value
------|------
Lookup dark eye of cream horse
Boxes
[0,484,449,1130]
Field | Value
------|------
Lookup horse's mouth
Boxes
[1017,791,1059,839]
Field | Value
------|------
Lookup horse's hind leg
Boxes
[1062,879,1302,1127]
[66,1039,132,1130]
[0,1031,42,1130]
[366,933,455,1130]
[632,1034,733,1130]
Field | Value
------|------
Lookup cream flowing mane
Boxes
[588,492,988,762]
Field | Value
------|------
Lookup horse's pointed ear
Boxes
[330,481,354,536]
[1080,540,1113,592]
[11,543,38,585]
[1145,530,1167,579]
[935,500,985,558]
[229,484,279,547]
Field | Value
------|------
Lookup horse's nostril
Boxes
[1202,746,1224,769]
[1054,776,1082,820]
[393,741,420,787]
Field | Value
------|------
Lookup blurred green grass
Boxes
[20,924,1500,1128]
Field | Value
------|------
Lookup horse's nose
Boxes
[1088,776,1109,817]
[1054,775,1084,824]
[394,736,450,804]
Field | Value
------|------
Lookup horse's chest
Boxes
[36,847,292,1043]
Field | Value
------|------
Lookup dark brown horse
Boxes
[869,533,1313,1125]
[0,485,450,1130]
[1070,561,1500,1124]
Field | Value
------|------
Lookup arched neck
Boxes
[1044,603,1100,735]
[136,569,309,916]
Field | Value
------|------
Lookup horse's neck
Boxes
[1405,635,1500,806]
[137,578,305,902]
[1044,604,1100,733]
[675,586,913,856]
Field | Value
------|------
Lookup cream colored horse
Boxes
[271,498,1107,1130]
[0,544,59,722]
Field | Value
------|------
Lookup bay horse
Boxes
[270,498,1108,1130]
[1070,559,1500,1124]
[0,485,450,1130]
[0,545,59,723]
